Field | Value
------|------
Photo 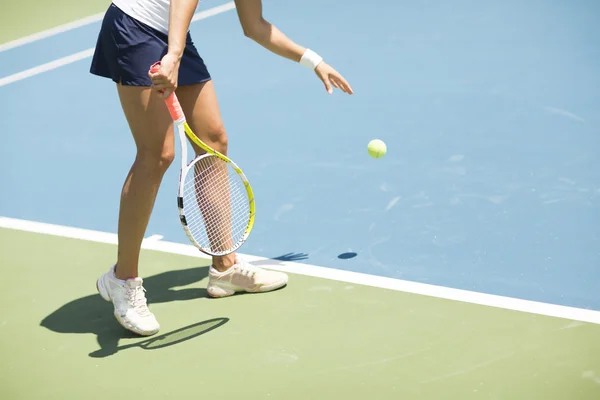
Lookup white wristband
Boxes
[299,48,323,70]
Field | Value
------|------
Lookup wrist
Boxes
[166,49,184,61]
[299,48,323,70]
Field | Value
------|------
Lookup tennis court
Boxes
[1,0,599,398]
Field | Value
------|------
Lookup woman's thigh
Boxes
[176,80,228,156]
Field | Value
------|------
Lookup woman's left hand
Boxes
[314,62,354,95]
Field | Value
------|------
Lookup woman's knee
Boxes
[117,85,176,174]
[176,81,229,155]
[205,123,228,153]
[136,145,175,174]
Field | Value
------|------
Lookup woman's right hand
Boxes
[148,53,181,98]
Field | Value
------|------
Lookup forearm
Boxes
[168,0,199,58]
[234,0,316,65]
[245,20,305,62]
[232,0,352,94]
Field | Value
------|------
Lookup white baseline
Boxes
[1,216,599,325]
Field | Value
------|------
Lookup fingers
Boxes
[315,63,354,95]
[160,87,175,99]
[149,85,173,99]
[331,73,354,95]
[151,82,173,93]
[149,75,174,88]
[148,71,177,97]
[147,75,175,99]
[324,74,353,95]
[323,77,333,94]
[151,85,176,100]
[147,58,178,101]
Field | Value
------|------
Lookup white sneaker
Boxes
[207,256,289,298]
[96,265,160,336]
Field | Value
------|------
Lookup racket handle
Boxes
[149,62,185,123]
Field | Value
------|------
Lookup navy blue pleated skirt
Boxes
[90,3,211,86]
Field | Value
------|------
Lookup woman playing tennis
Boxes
[90,0,353,336]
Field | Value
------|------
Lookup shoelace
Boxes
[235,262,258,278]
[127,285,151,317]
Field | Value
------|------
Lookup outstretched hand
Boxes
[315,62,354,95]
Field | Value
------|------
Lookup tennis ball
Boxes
[367,139,387,159]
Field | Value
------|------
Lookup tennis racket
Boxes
[149,62,255,257]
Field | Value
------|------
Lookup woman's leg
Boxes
[96,82,172,336]
[175,80,235,272]
[175,81,289,297]
[114,83,175,279]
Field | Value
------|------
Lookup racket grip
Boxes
[149,62,185,123]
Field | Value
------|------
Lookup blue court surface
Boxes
[1,0,599,313]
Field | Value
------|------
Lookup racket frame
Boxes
[176,121,255,256]
[150,62,255,256]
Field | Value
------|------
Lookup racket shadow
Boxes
[88,317,229,358]
[271,252,309,262]
[40,265,212,357]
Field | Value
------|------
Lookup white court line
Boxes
[0,2,236,88]
[0,48,95,87]
[0,13,105,53]
[1,215,599,325]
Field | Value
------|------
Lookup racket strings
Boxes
[184,192,248,248]
[184,200,248,242]
[186,158,238,250]
[181,155,251,254]
[182,166,248,235]
[184,160,241,251]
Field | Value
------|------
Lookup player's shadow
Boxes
[40,266,212,358]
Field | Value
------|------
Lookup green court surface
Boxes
[1,227,599,399]
[0,0,111,43]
